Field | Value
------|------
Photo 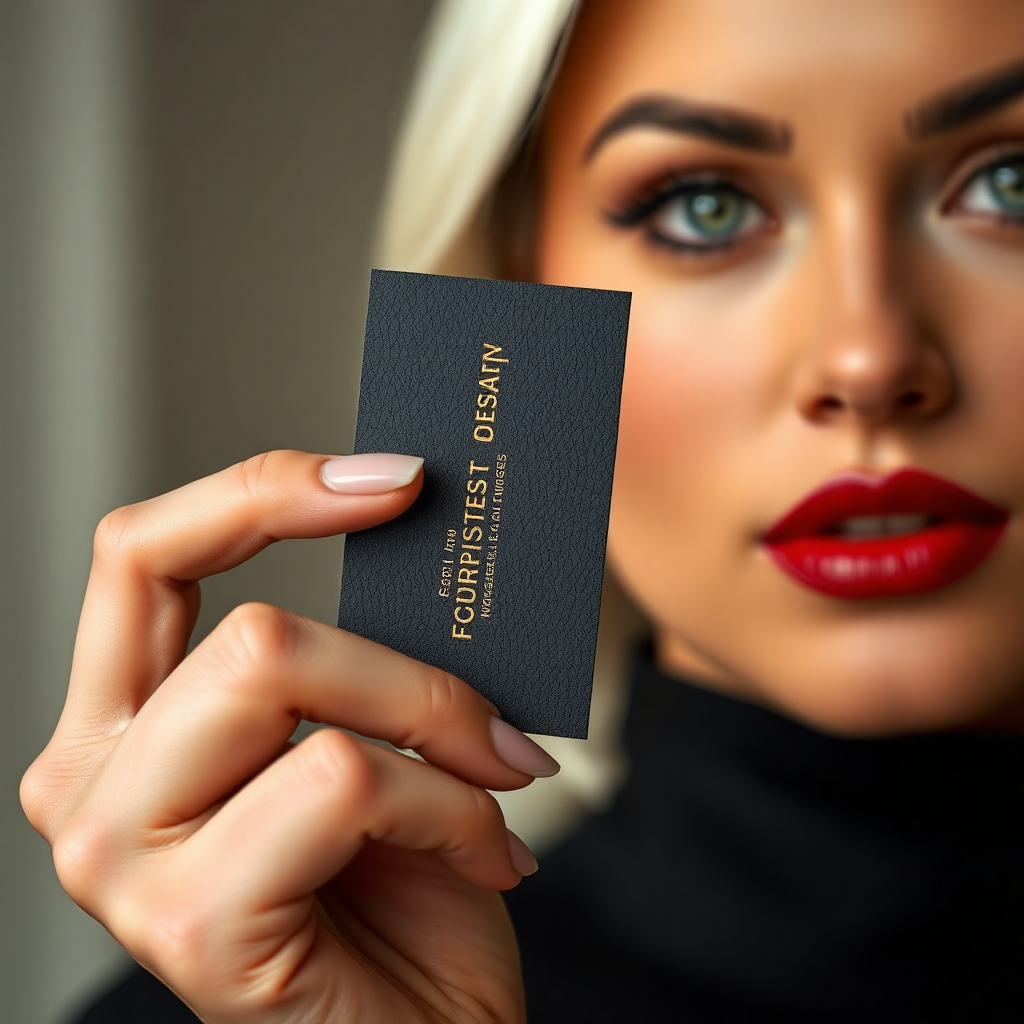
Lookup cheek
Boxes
[536,215,786,626]
[916,251,1024,508]
[605,286,772,624]
[613,298,724,525]
[618,299,719,461]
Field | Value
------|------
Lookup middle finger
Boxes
[100,603,550,832]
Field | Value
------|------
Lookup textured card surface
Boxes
[338,270,631,738]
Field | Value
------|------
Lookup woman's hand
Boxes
[20,450,556,1024]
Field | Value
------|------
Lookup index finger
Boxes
[62,450,423,732]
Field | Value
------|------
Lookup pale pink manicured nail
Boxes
[507,829,539,876]
[319,453,423,494]
[490,717,560,778]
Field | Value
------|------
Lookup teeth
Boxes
[887,514,932,534]
[832,514,933,538]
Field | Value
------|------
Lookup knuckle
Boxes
[395,666,467,749]
[92,504,142,568]
[51,815,115,910]
[19,758,53,836]
[131,896,315,1018]
[298,729,375,810]
[136,899,218,982]
[234,449,292,505]
[213,601,297,684]
[465,783,504,833]
[421,665,465,727]
[20,749,83,841]
[97,883,227,1001]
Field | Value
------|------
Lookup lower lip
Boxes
[765,521,1007,599]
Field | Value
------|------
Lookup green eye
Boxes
[686,189,745,236]
[957,154,1024,219]
[990,161,1024,211]
[606,177,769,254]
[649,183,766,250]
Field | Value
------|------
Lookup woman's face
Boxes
[536,0,1024,734]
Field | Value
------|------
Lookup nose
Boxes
[795,310,954,426]
[791,197,955,429]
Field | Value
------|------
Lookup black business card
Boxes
[338,270,630,738]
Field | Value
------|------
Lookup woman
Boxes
[24,0,1024,1021]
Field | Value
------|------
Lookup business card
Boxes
[337,270,631,738]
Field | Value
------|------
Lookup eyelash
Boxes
[947,148,1024,226]
[604,175,770,256]
[605,147,1024,257]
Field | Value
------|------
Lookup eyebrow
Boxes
[905,57,1024,140]
[583,95,793,163]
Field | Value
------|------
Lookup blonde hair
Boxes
[377,0,577,276]
[377,0,647,851]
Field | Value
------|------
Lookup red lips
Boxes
[762,469,1008,599]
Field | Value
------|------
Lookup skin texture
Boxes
[22,452,533,1024]
[19,2,1024,1022]
[537,0,1024,735]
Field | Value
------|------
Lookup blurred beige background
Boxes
[1,1,434,1020]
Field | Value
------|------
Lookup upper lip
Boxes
[763,468,1009,544]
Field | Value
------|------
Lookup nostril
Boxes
[898,390,925,408]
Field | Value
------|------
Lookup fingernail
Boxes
[319,453,423,494]
[507,829,539,876]
[490,717,560,778]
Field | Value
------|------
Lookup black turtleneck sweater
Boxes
[504,648,1024,1023]
[74,649,1024,1023]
